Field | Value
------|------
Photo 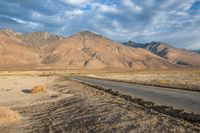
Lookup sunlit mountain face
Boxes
[0,0,200,50]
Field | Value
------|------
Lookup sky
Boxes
[0,0,200,50]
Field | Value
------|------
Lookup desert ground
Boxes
[0,70,199,132]
[85,69,200,92]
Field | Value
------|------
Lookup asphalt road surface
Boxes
[71,76,200,114]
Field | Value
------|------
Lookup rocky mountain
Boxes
[0,30,41,68]
[40,31,176,69]
[128,41,200,67]
[123,40,143,47]
[17,32,64,48]
[0,29,21,37]
[1,29,198,70]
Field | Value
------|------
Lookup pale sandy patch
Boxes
[0,106,21,124]
[0,76,73,107]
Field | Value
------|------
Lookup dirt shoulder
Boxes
[0,76,199,132]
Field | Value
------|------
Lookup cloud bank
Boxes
[0,0,199,49]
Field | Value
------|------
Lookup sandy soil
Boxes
[0,75,199,132]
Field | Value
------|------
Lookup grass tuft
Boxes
[31,85,48,93]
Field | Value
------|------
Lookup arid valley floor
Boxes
[1,0,200,132]
[0,70,200,133]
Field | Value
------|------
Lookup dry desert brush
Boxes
[31,85,48,93]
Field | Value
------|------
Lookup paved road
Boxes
[71,76,200,114]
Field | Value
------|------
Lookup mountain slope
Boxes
[17,32,64,48]
[41,31,177,69]
[0,29,182,69]
[0,30,41,67]
[128,41,200,67]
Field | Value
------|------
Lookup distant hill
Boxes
[125,41,200,67]
[192,50,200,54]
[123,41,143,47]
[0,29,178,69]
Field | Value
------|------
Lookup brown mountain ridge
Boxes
[0,29,199,70]
[0,30,41,68]
[126,41,200,67]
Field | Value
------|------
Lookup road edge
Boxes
[69,77,200,130]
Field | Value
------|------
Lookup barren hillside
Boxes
[41,31,177,69]
[0,30,41,67]
[0,29,182,69]
[130,41,200,67]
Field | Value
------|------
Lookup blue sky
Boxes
[0,0,200,49]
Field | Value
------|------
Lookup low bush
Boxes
[31,85,47,93]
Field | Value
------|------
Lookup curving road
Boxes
[71,76,200,114]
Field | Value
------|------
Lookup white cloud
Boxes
[1,0,199,49]
[60,0,90,5]
[160,0,176,9]
[173,11,188,16]
[122,0,142,12]
[90,3,119,13]
[32,12,42,18]
[162,30,200,49]
[1,15,42,28]
[187,43,200,50]
[65,9,85,19]
[98,4,119,13]
[177,0,196,10]
[95,14,104,19]
[31,11,64,23]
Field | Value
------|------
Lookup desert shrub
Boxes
[38,72,52,77]
[31,85,47,93]
[192,78,200,81]
[159,80,170,84]
[0,106,21,124]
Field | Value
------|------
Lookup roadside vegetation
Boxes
[84,69,200,92]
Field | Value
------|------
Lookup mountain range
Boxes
[0,29,200,70]
[123,41,200,67]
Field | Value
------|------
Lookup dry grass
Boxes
[84,69,200,91]
[0,106,21,124]
[31,85,48,93]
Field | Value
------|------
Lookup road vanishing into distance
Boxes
[71,76,200,114]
